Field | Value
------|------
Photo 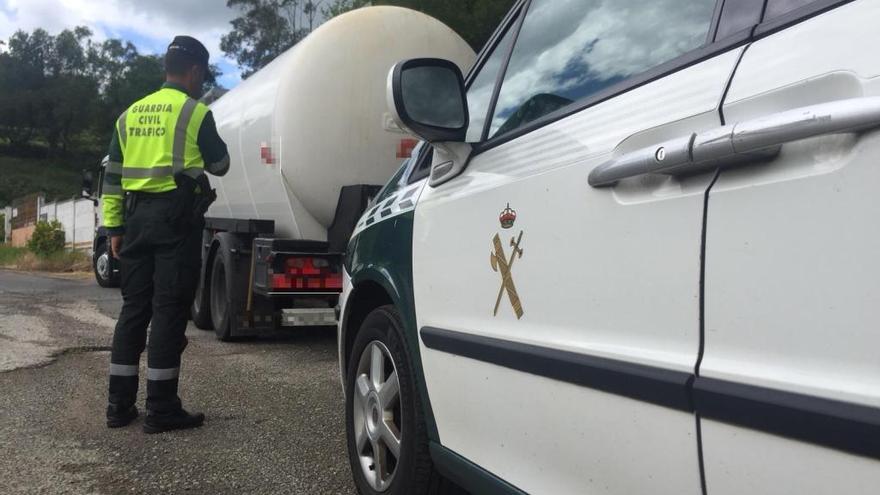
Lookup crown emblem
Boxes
[499,203,517,229]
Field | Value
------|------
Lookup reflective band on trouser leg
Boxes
[147,367,180,380]
[109,361,140,409]
[110,363,138,376]
[173,99,199,176]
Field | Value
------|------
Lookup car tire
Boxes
[93,241,119,288]
[209,252,233,341]
[346,305,460,495]
[191,264,213,331]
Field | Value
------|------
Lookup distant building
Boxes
[2,206,11,244]
[8,193,95,250]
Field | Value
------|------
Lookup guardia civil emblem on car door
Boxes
[490,204,524,319]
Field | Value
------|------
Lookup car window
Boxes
[374,160,410,203]
[764,0,822,20]
[487,0,718,139]
[715,0,764,40]
[465,23,517,142]
[408,144,434,184]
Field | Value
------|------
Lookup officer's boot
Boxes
[107,364,140,428]
[143,408,205,434]
[143,366,204,434]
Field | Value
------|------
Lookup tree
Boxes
[321,0,370,18]
[0,26,212,158]
[376,0,516,51]
[222,0,325,78]
[0,29,51,150]
[222,0,516,77]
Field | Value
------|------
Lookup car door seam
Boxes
[717,44,751,125]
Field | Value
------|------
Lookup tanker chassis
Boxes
[87,167,379,341]
[86,6,475,341]
[189,187,377,340]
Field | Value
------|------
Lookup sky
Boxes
[0,0,243,88]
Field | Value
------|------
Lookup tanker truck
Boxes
[87,7,475,340]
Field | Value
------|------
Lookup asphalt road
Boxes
[0,269,356,494]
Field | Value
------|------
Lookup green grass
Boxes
[0,245,26,267]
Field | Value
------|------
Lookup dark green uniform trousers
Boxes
[108,190,202,413]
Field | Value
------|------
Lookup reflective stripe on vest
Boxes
[120,88,209,193]
[117,112,128,151]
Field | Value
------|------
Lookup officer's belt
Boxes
[125,190,177,203]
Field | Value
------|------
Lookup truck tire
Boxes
[93,241,119,288]
[210,252,233,341]
[191,272,213,330]
[346,306,461,495]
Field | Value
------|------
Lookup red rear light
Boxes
[397,138,418,158]
[271,256,341,291]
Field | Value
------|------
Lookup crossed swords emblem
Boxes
[490,230,524,319]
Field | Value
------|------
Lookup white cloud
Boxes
[475,0,715,136]
[0,0,241,86]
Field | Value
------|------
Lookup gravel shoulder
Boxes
[0,269,355,494]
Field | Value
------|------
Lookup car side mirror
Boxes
[387,58,473,187]
[81,170,94,197]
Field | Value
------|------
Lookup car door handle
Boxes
[589,96,880,187]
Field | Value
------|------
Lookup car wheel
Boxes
[191,263,213,330]
[93,241,119,288]
[346,305,456,495]
[210,253,232,341]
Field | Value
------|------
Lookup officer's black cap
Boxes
[167,36,209,68]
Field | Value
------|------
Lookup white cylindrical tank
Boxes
[209,6,475,240]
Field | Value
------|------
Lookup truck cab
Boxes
[83,156,121,288]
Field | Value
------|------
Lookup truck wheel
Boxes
[93,241,119,288]
[210,253,233,341]
[346,306,454,495]
[191,272,213,330]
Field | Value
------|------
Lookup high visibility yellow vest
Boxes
[102,87,209,228]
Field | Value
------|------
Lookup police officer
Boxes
[102,36,230,433]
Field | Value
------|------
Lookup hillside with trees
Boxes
[0,0,515,207]
[0,27,220,206]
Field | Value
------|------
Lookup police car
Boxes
[338,0,880,493]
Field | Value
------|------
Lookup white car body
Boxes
[341,1,880,493]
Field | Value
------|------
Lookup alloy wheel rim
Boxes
[353,340,402,491]
[96,252,110,280]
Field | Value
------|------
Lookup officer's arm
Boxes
[101,120,125,236]
[198,111,230,176]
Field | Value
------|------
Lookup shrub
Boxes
[27,220,66,257]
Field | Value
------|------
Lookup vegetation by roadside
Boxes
[0,245,90,273]
[15,250,91,273]
[1,221,91,273]
[0,245,25,267]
